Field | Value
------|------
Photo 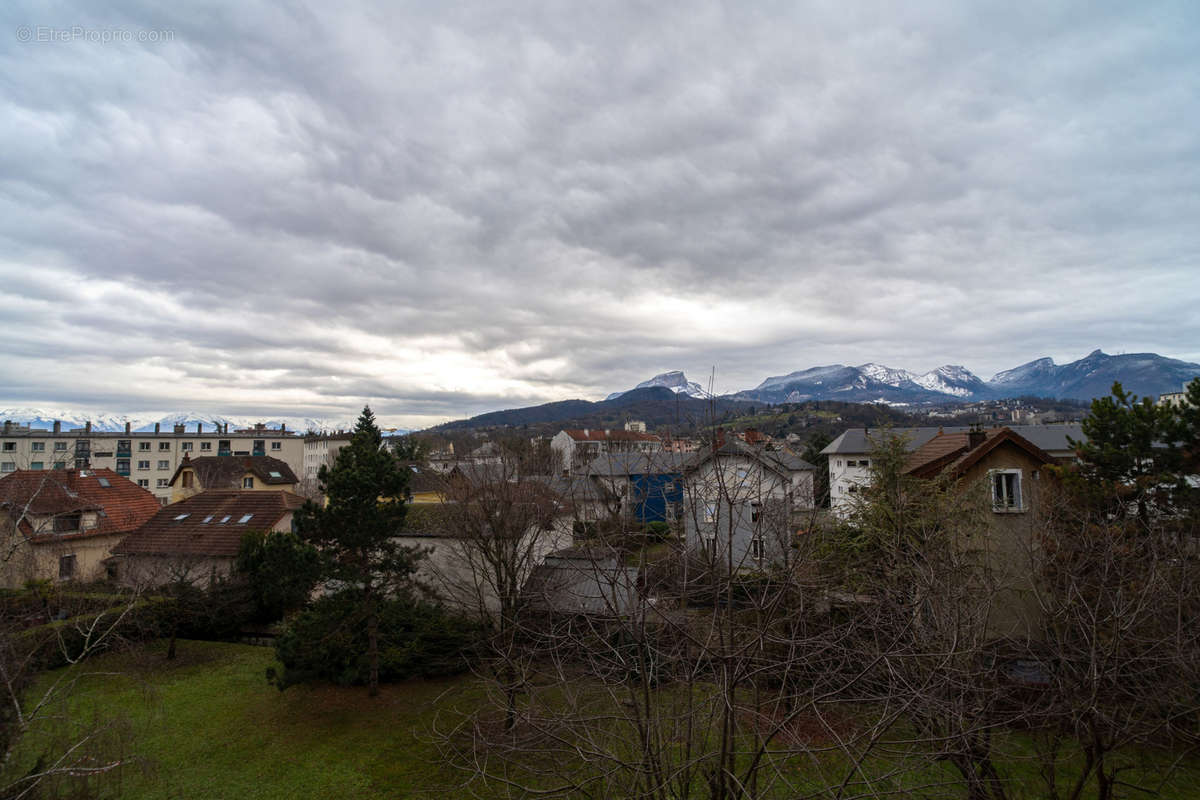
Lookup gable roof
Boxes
[168,455,298,489]
[0,469,160,540]
[821,424,1084,457]
[904,428,1057,480]
[112,489,305,559]
[585,451,690,477]
[687,439,815,476]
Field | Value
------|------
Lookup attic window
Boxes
[268,471,282,479]
[219,515,231,523]
[201,515,214,523]
[238,514,253,524]
[173,514,189,522]
[97,478,111,488]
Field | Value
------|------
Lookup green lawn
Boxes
[6,640,1199,799]
[5,640,484,800]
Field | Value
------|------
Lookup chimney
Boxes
[125,422,131,434]
[155,423,161,434]
[174,424,185,435]
[197,423,202,434]
[85,421,92,434]
[281,423,286,432]
[967,424,986,450]
[53,421,61,434]
[2,421,10,434]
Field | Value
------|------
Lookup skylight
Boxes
[202,515,214,523]
[173,514,189,521]
[219,515,231,523]
[97,477,111,488]
[238,514,253,524]
[268,471,282,478]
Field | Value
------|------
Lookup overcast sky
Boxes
[1,2,1198,428]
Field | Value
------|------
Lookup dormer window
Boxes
[182,471,193,489]
[243,477,254,489]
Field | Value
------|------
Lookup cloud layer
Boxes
[2,1,1198,427]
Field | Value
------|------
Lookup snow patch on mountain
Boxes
[856,363,916,387]
[0,408,395,435]
[912,365,984,397]
[607,371,707,400]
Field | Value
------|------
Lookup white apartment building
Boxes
[302,432,353,492]
[0,420,303,506]
[820,424,1083,517]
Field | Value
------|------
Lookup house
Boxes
[585,451,688,524]
[523,546,640,616]
[0,468,160,587]
[109,489,305,587]
[682,437,817,570]
[902,426,1059,637]
[550,428,663,474]
[0,419,302,506]
[167,455,299,503]
[821,424,1084,517]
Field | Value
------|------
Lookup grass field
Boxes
[5,640,483,800]
[6,640,1199,799]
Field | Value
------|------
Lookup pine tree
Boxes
[294,405,421,696]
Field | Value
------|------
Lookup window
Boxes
[271,442,281,451]
[97,477,111,488]
[268,470,282,479]
[253,440,265,450]
[704,502,716,523]
[31,442,45,452]
[218,440,230,451]
[53,513,81,533]
[157,478,169,488]
[200,442,212,451]
[58,554,76,579]
[54,442,67,451]
[202,515,214,523]
[1,443,13,452]
[116,459,130,472]
[0,463,13,473]
[242,477,254,488]
[991,470,1023,512]
[30,462,43,470]
[836,459,842,467]
[181,442,193,451]
[703,536,717,559]
[159,442,170,451]
[751,537,764,560]
[238,514,253,524]
[138,442,151,451]
[53,462,65,470]
[137,479,149,488]
[157,460,169,470]
[751,502,761,523]
[219,515,231,523]
[173,514,189,521]
[137,460,150,470]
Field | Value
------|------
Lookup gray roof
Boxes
[585,451,690,477]
[526,474,611,504]
[688,439,816,475]
[523,547,639,616]
[820,424,1084,457]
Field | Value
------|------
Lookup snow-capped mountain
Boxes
[912,365,987,398]
[0,408,401,435]
[606,371,708,401]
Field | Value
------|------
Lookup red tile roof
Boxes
[904,428,1055,479]
[168,455,298,489]
[112,490,305,559]
[0,469,160,540]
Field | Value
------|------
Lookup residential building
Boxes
[0,420,303,507]
[821,424,1083,517]
[109,489,305,587]
[902,426,1059,636]
[585,451,688,523]
[302,432,353,496]
[550,428,663,474]
[167,455,300,503]
[0,468,160,587]
[683,437,816,569]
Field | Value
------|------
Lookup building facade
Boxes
[0,420,302,506]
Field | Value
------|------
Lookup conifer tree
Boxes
[294,405,421,696]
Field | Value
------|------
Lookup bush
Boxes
[271,591,483,689]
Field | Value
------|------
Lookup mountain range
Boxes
[610,350,1200,406]
[0,409,402,435]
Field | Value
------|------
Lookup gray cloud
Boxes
[1,0,1198,426]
